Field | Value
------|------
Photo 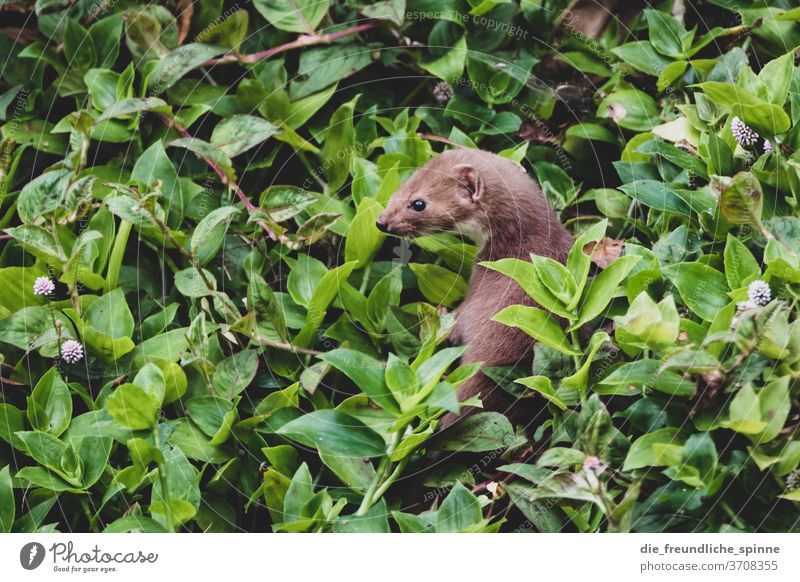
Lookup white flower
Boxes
[731,116,759,147]
[60,339,84,364]
[747,279,771,306]
[33,276,55,296]
[763,140,773,153]
[432,81,454,106]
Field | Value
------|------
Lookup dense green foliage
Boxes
[1,0,799,533]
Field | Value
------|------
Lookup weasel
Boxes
[376,148,573,428]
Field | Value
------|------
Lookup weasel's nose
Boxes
[375,220,389,233]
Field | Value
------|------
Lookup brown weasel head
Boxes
[376,151,486,238]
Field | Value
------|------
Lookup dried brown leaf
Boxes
[584,237,625,268]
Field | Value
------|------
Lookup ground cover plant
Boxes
[0,0,799,533]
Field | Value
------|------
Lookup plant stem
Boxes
[153,427,175,533]
[252,333,323,355]
[356,429,403,516]
[205,21,383,65]
[295,148,328,194]
[372,458,409,500]
[569,330,582,369]
[79,497,97,532]
[105,219,131,292]
[0,200,17,231]
[358,262,372,294]
[157,113,279,242]
[0,144,26,199]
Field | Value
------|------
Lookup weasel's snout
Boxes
[375,220,389,233]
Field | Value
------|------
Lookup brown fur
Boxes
[378,149,574,429]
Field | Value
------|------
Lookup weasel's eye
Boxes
[410,199,427,212]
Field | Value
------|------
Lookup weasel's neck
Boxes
[472,214,569,263]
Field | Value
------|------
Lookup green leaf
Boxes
[706,132,733,176]
[657,60,688,92]
[431,412,514,452]
[248,274,287,340]
[661,262,730,322]
[16,169,71,224]
[131,141,183,224]
[611,41,672,76]
[361,0,405,26]
[723,234,760,290]
[169,138,233,176]
[717,172,763,229]
[3,225,66,264]
[614,292,680,350]
[321,449,376,492]
[29,367,72,436]
[0,465,14,532]
[63,17,96,69]
[186,396,236,441]
[196,9,249,50]
[681,432,717,484]
[14,431,68,474]
[565,220,607,309]
[295,260,359,346]
[755,376,791,444]
[420,35,467,83]
[436,482,482,532]
[289,45,371,100]
[150,447,201,527]
[644,8,688,58]
[345,198,385,267]
[408,263,468,308]
[597,90,660,131]
[0,266,48,314]
[149,44,226,94]
[259,186,319,222]
[277,410,386,457]
[493,305,578,355]
[531,255,576,304]
[322,96,359,191]
[618,181,691,216]
[695,82,791,135]
[212,350,259,399]
[0,119,67,155]
[95,97,170,122]
[84,288,134,339]
[253,0,330,33]
[385,354,419,403]
[106,383,161,430]
[210,114,280,157]
[480,258,572,318]
[88,13,122,66]
[191,206,240,265]
[505,481,564,532]
[571,255,641,330]
[174,267,215,298]
[757,50,795,105]
[515,375,567,410]
[0,306,53,351]
[319,349,399,414]
[636,139,708,180]
[624,428,680,471]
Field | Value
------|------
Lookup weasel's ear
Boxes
[452,164,483,202]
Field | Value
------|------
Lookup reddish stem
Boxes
[205,21,382,65]
[157,113,275,240]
